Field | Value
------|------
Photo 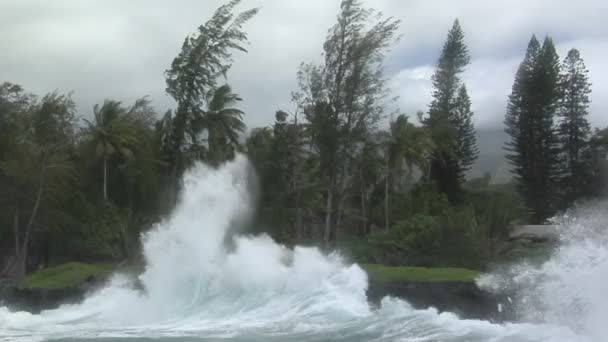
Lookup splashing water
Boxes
[0,156,604,341]
[478,202,608,342]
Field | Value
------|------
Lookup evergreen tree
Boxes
[422,19,477,202]
[1,91,77,278]
[588,127,608,196]
[557,48,592,204]
[452,85,479,182]
[505,36,561,222]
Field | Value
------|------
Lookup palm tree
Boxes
[202,84,246,165]
[83,100,138,201]
[384,114,434,229]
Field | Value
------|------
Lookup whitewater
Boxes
[0,155,606,341]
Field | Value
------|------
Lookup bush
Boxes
[54,202,142,261]
[367,214,442,265]
[465,184,528,241]
[342,182,529,269]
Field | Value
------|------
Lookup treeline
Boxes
[1,0,606,278]
[505,36,605,222]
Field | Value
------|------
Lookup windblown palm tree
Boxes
[202,84,246,165]
[387,115,434,186]
[384,114,434,229]
[83,100,138,201]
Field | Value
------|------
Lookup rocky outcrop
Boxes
[367,280,514,322]
[2,277,513,321]
[0,278,104,314]
[0,286,84,313]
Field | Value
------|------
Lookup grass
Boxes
[19,261,479,289]
[20,262,115,290]
[360,263,480,283]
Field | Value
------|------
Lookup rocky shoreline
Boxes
[367,280,513,321]
[1,278,512,321]
[0,279,102,314]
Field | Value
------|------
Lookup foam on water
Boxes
[478,202,608,342]
[0,156,605,341]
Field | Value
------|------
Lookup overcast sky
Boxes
[1,0,607,130]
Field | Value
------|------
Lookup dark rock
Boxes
[0,280,105,314]
[367,280,515,322]
[2,277,515,322]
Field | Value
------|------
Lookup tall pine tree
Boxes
[422,19,478,202]
[505,36,561,222]
[557,48,592,204]
[452,84,479,183]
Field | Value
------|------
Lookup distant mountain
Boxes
[468,128,512,183]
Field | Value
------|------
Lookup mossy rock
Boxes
[360,263,480,283]
[20,262,114,290]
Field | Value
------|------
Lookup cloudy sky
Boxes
[1,0,607,130]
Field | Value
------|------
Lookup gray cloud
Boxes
[0,0,606,130]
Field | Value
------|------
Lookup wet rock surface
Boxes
[367,280,515,322]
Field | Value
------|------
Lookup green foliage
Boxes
[465,183,528,240]
[422,19,478,202]
[505,36,562,222]
[382,115,434,229]
[20,262,114,289]
[452,85,479,179]
[346,181,528,268]
[393,215,442,253]
[365,214,441,265]
[587,127,608,195]
[557,48,593,204]
[361,263,479,283]
[203,84,246,165]
[296,0,400,244]
[386,115,433,190]
[55,203,122,260]
[164,0,258,184]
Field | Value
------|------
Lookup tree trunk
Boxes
[13,248,27,279]
[360,170,367,235]
[294,185,303,241]
[292,111,303,241]
[1,208,21,277]
[119,222,130,260]
[335,194,345,242]
[169,162,180,207]
[4,157,47,279]
[103,156,108,201]
[323,178,334,245]
[335,160,352,242]
[13,206,20,257]
[21,156,47,273]
[384,158,390,231]
[295,207,303,241]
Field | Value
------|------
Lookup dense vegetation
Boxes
[1,0,606,280]
[504,37,599,222]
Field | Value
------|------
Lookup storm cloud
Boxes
[1,0,606,129]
